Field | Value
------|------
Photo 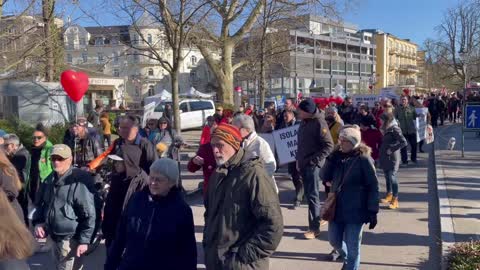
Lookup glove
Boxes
[368,214,377,230]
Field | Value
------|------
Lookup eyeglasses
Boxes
[33,136,44,140]
[159,122,168,125]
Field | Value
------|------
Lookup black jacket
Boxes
[297,110,334,170]
[339,104,355,124]
[74,128,101,167]
[112,134,157,177]
[32,168,96,244]
[321,144,379,224]
[0,259,30,270]
[10,145,31,185]
[105,188,197,270]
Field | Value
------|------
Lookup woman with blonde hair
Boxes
[0,189,34,270]
[0,150,23,221]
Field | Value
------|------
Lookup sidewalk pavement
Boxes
[433,124,480,268]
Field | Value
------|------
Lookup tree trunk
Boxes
[171,65,181,135]
[42,0,55,82]
[259,42,267,107]
[0,0,3,17]
[219,42,234,104]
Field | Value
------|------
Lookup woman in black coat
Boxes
[105,158,197,270]
[321,125,379,270]
[378,112,408,209]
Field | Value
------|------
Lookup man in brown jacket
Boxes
[203,123,283,270]
[297,98,334,239]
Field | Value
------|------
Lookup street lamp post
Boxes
[459,49,468,158]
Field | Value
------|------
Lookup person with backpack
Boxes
[32,144,96,270]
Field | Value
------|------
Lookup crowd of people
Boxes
[0,89,463,270]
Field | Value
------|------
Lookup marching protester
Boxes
[142,118,157,141]
[102,153,148,248]
[427,93,441,128]
[339,97,355,125]
[71,117,102,168]
[395,96,418,166]
[0,149,24,221]
[188,121,217,199]
[448,92,460,123]
[279,110,303,208]
[276,98,296,129]
[253,108,266,132]
[203,124,283,269]
[245,104,255,116]
[379,112,408,209]
[296,98,334,239]
[151,117,177,158]
[321,125,379,270]
[29,124,53,204]
[163,103,173,123]
[199,116,216,145]
[359,117,382,164]
[3,134,30,225]
[261,113,276,133]
[0,189,35,270]
[412,97,431,153]
[325,106,344,145]
[105,158,197,270]
[100,112,112,148]
[233,114,278,192]
[213,106,227,124]
[33,144,96,270]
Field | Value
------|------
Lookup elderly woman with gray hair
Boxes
[105,158,197,270]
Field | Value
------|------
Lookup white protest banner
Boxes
[415,108,428,142]
[379,88,399,100]
[259,133,276,155]
[352,94,378,107]
[272,125,299,165]
[142,102,156,127]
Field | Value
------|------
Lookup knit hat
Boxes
[211,123,242,151]
[339,125,362,149]
[298,99,317,114]
[149,158,179,185]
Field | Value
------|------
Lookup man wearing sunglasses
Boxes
[33,144,96,270]
[29,124,54,205]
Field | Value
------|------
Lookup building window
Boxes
[82,52,88,63]
[133,34,139,45]
[67,54,72,63]
[97,52,104,63]
[191,55,197,65]
[79,38,86,46]
[133,53,139,63]
[113,52,119,64]
[147,34,152,44]
[148,68,154,76]
[113,69,120,77]
[148,85,154,96]
[95,37,104,46]
[190,71,197,81]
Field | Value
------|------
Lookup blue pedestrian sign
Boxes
[464,104,480,130]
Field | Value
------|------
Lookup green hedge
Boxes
[448,240,480,270]
[0,118,68,150]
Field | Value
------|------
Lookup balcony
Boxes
[399,64,419,73]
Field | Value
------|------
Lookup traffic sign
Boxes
[464,103,480,130]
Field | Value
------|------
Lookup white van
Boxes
[150,99,215,130]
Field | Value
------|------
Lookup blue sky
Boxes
[4,0,460,48]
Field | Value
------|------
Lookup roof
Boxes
[84,25,130,36]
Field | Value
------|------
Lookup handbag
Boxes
[321,157,359,221]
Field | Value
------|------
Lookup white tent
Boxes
[144,89,172,105]
[180,86,213,98]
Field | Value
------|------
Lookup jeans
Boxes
[384,169,399,197]
[288,162,304,203]
[431,113,438,128]
[449,111,457,123]
[50,238,84,270]
[302,165,321,230]
[401,133,417,163]
[328,221,364,270]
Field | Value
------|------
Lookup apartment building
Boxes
[236,14,376,98]
[369,30,419,91]
[64,14,214,109]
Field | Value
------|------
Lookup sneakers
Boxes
[303,230,321,239]
[380,192,393,203]
[389,197,399,209]
[328,249,345,261]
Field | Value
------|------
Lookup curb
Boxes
[432,140,456,270]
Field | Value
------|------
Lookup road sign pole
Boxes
[462,103,465,158]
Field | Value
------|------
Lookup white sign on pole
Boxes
[272,125,299,165]
[142,102,156,127]
[352,94,378,107]
[415,108,428,142]
[379,88,399,100]
[259,133,276,154]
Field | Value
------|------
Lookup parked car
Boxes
[150,99,215,130]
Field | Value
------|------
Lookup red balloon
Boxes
[335,96,344,105]
[60,70,89,103]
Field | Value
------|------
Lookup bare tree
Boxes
[118,0,210,132]
[434,0,480,86]
[42,0,55,82]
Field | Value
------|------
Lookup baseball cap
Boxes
[76,117,88,126]
[50,144,72,159]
